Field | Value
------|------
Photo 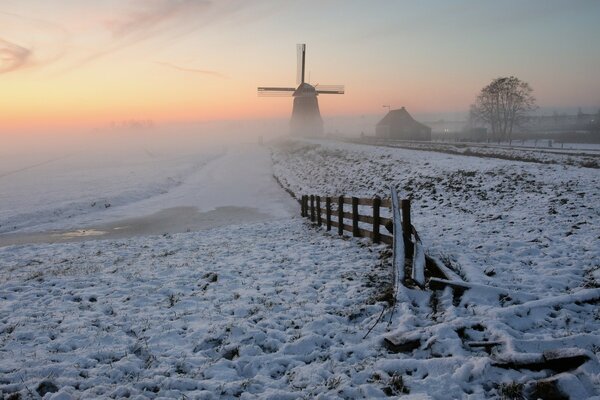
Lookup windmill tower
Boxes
[258,44,344,136]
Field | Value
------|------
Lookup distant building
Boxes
[519,109,598,134]
[376,107,432,141]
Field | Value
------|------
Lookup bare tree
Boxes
[471,76,537,143]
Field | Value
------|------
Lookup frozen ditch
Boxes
[0,144,298,245]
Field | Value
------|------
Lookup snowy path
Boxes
[0,144,298,246]
[105,143,297,219]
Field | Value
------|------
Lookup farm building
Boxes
[376,107,432,141]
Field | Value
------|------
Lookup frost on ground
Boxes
[272,139,600,297]
[1,140,599,399]
[1,220,404,399]
[347,138,600,169]
[271,139,600,398]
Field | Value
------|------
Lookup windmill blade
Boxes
[315,85,345,94]
[257,87,296,97]
[296,43,306,85]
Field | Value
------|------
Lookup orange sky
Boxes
[2,0,599,133]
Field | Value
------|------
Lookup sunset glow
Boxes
[2,0,600,133]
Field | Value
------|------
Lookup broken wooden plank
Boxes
[428,278,538,301]
[466,341,503,350]
[492,348,590,373]
[493,288,600,318]
[411,240,426,287]
[425,255,460,281]
[428,278,471,293]
[391,188,405,289]
[383,334,422,353]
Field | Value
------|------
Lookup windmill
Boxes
[258,44,344,136]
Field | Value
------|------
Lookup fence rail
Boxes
[300,189,428,291]
[301,194,396,245]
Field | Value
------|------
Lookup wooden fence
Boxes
[300,194,394,245]
[300,189,427,289]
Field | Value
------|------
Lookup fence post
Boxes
[316,196,322,226]
[326,197,332,231]
[301,195,306,217]
[304,196,308,218]
[338,196,344,235]
[391,188,405,289]
[373,196,381,243]
[310,195,315,222]
[352,197,359,237]
[401,199,413,258]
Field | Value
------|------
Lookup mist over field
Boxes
[2,1,600,398]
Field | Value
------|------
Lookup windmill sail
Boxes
[297,44,306,85]
[257,87,296,96]
[315,85,345,94]
[257,43,344,136]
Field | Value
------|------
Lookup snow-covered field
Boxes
[1,138,599,398]
[349,137,600,169]
[0,144,221,234]
[1,221,399,399]
[271,138,600,398]
[272,139,600,298]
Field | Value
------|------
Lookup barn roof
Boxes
[377,107,430,130]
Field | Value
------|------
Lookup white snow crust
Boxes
[1,139,599,398]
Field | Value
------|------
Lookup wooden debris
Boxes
[383,334,422,353]
[492,348,590,372]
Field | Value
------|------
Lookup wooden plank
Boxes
[412,226,421,242]
[391,188,405,285]
[467,341,503,349]
[358,214,374,224]
[352,197,359,237]
[310,195,315,222]
[357,228,373,239]
[343,197,352,205]
[428,278,471,293]
[384,336,421,353]
[425,255,455,281]
[316,196,322,226]
[339,211,374,224]
[380,234,393,245]
[381,199,392,208]
[380,217,393,226]
[337,196,344,236]
[428,278,538,301]
[322,210,393,227]
[341,211,352,220]
[357,198,374,206]
[411,241,426,287]
[326,197,331,231]
[373,196,381,244]
[492,348,590,373]
[401,199,413,258]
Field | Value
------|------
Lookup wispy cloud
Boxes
[0,11,68,75]
[156,61,227,78]
[0,38,32,73]
[58,0,241,72]
[104,0,212,38]
[1,0,252,75]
